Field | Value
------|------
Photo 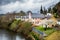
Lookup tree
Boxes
[17,21,32,35]
[23,22,32,33]
[19,10,26,16]
[9,20,20,31]
[56,2,60,16]
[43,7,47,15]
[52,2,60,17]
[27,11,32,14]
[52,7,57,13]
[48,7,51,13]
[40,5,43,14]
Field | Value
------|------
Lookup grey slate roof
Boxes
[31,13,45,18]
[26,13,45,18]
[15,13,51,19]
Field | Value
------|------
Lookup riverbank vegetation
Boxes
[0,14,34,40]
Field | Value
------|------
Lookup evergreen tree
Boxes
[52,7,57,13]
[40,6,43,14]
[48,7,51,13]
[43,7,47,15]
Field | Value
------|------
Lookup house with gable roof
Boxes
[15,12,57,27]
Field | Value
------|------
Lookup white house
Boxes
[15,12,53,26]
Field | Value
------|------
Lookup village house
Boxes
[15,12,57,27]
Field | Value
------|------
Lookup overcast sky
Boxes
[0,0,60,14]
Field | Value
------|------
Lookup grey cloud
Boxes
[0,0,15,5]
[33,0,48,3]
[0,0,28,5]
[0,0,60,14]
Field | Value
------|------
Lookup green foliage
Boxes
[20,22,32,34]
[51,2,60,17]
[54,13,59,18]
[47,2,60,17]
[52,7,57,13]
[16,21,32,35]
[31,32,40,40]
[10,20,19,31]
[22,22,32,28]
[40,6,47,15]
[48,7,51,13]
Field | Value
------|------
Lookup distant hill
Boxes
[0,14,5,16]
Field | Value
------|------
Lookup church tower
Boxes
[29,11,32,19]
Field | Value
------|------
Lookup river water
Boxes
[0,29,25,40]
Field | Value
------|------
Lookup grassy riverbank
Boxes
[0,19,35,40]
[45,31,60,40]
[35,26,56,35]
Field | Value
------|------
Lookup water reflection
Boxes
[0,29,25,40]
[16,35,25,40]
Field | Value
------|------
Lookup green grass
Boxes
[36,25,44,31]
[44,29,55,35]
[35,26,55,35]
[45,31,60,40]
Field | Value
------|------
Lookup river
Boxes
[0,29,25,40]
